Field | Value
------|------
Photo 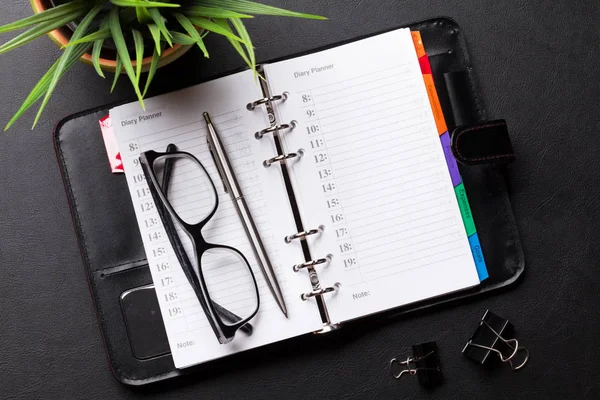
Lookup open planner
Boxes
[55,18,524,384]
[110,28,486,369]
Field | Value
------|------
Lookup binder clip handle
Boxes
[389,351,438,379]
[463,310,530,371]
[465,321,529,370]
[390,342,443,387]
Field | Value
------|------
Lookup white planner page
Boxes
[265,28,480,324]
[111,70,323,368]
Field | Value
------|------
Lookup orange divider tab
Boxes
[411,31,426,58]
[411,31,447,136]
[422,72,447,135]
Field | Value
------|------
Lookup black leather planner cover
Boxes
[54,18,524,385]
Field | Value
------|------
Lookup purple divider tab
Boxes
[440,132,461,187]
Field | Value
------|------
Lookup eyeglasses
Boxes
[140,145,260,344]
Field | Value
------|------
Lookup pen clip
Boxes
[206,125,229,194]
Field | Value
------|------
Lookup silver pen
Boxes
[203,112,288,318]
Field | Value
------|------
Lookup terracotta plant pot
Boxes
[30,0,193,73]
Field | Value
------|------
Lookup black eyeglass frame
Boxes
[140,149,260,344]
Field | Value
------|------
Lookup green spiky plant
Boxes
[0,0,325,130]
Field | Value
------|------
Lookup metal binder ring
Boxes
[255,121,297,139]
[263,149,304,168]
[246,92,289,110]
[293,254,333,272]
[285,225,325,244]
[300,283,340,301]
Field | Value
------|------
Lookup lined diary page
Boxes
[265,28,480,324]
[111,70,323,368]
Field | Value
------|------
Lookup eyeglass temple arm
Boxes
[162,144,253,336]
[211,301,253,335]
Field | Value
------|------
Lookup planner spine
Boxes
[247,65,341,333]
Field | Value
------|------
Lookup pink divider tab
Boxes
[99,115,124,174]
[440,132,461,187]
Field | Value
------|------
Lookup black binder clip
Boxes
[390,341,443,387]
[462,310,529,371]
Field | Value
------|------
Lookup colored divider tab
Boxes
[468,233,489,281]
[454,183,477,237]
[411,32,447,135]
[440,132,462,187]
[421,72,447,135]
[411,31,426,58]
[412,30,488,282]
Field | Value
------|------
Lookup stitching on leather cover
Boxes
[451,23,485,120]
[94,258,148,273]
[466,68,484,120]
[54,103,136,276]
[404,19,524,297]
[447,18,485,120]
[455,122,513,162]
[433,20,524,284]
[55,114,147,269]
[413,17,485,121]
[54,107,156,383]
[55,117,95,273]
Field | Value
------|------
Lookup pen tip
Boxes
[280,304,289,319]
[203,112,211,124]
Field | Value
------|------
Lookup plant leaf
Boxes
[62,28,111,48]
[147,8,172,47]
[174,13,208,58]
[132,29,144,85]
[147,24,162,55]
[4,43,91,130]
[229,18,255,71]
[170,31,197,45]
[143,42,164,97]
[109,0,181,8]
[92,39,105,78]
[186,17,246,43]
[0,0,87,33]
[111,55,123,93]
[135,6,152,24]
[109,6,145,109]
[214,19,251,69]
[185,6,253,19]
[32,2,106,128]
[196,0,327,20]
[91,19,110,79]
[0,11,87,55]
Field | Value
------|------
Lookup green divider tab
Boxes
[454,183,476,237]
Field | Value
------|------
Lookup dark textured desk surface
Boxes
[1,1,599,398]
